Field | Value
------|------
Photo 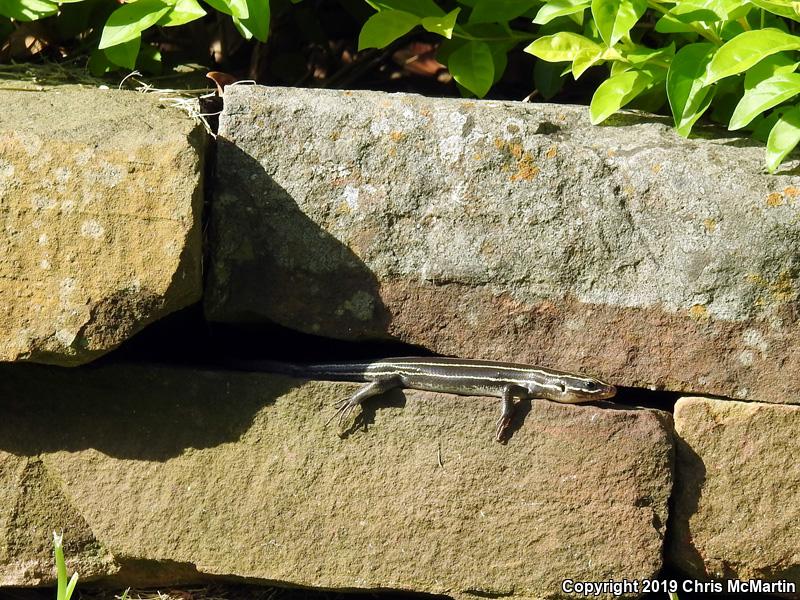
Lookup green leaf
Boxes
[766,104,800,171]
[421,7,459,38]
[667,42,716,136]
[591,0,647,47]
[571,47,603,78]
[0,0,58,21]
[749,0,800,22]
[538,12,583,34]
[534,59,567,98]
[709,75,743,123]
[719,20,746,40]
[567,8,585,24]
[232,13,266,40]
[104,36,141,69]
[88,48,114,76]
[729,72,800,129]
[436,36,465,63]
[366,0,444,17]
[744,53,799,88]
[600,45,623,60]
[468,0,539,23]
[54,532,66,600]
[99,0,171,49]
[533,0,590,25]
[590,69,654,123]
[625,42,675,65]
[447,40,494,97]
[159,0,207,26]
[524,32,602,62]
[358,9,419,50]
[751,107,786,140]
[64,573,79,600]
[236,0,270,41]
[719,0,751,20]
[233,0,250,17]
[639,63,667,82]
[630,83,668,112]
[202,0,232,15]
[705,28,800,85]
[226,0,249,17]
[666,0,746,21]
[668,1,725,23]
[655,13,697,32]
[489,41,514,83]
[611,60,633,75]
[202,0,248,17]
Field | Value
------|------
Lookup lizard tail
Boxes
[219,359,371,382]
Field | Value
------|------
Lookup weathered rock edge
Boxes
[0,85,204,366]
[669,397,800,598]
[208,85,800,404]
[0,363,673,600]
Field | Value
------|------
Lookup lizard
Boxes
[225,356,616,442]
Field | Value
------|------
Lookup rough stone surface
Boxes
[0,362,673,599]
[670,397,800,595]
[0,85,204,366]
[208,85,800,404]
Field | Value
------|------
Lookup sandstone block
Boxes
[0,85,204,365]
[208,86,800,404]
[670,397,800,596]
[0,363,673,599]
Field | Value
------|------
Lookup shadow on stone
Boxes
[206,140,392,341]
[4,457,118,582]
[601,111,675,128]
[664,433,707,575]
[501,397,533,444]
[338,388,407,439]
[771,162,800,176]
[99,556,209,588]
[0,362,294,461]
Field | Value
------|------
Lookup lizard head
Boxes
[550,373,617,404]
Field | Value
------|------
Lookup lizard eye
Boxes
[558,382,567,393]
[586,381,597,390]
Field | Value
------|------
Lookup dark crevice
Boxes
[614,385,682,411]
[460,590,512,599]
[99,302,435,366]
[0,583,453,600]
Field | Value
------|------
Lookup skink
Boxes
[227,356,616,442]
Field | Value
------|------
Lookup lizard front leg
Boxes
[495,384,529,442]
[327,376,403,428]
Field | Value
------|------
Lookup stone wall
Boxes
[0,86,204,365]
[0,83,797,600]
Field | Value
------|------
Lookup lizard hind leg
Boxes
[495,384,529,442]
[326,377,403,429]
